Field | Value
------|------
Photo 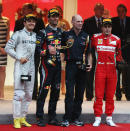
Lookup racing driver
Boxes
[91,18,123,127]
[5,14,37,128]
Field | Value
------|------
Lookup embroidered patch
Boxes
[98,39,103,44]
[110,41,116,45]
[48,35,54,39]
[36,40,40,44]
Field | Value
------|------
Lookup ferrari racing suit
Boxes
[91,33,122,117]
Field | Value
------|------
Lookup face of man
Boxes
[102,24,112,36]
[72,15,83,31]
[117,7,126,19]
[94,5,104,18]
[24,19,36,32]
[48,15,59,27]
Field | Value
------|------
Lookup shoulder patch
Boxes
[93,33,102,37]
[36,40,40,44]
[111,34,120,40]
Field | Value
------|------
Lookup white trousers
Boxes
[13,62,35,118]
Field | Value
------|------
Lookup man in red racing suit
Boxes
[91,19,123,127]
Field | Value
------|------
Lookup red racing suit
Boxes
[91,33,122,117]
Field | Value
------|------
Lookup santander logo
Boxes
[97,46,115,52]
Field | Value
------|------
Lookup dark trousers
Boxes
[85,67,95,100]
[124,66,130,100]
[116,70,122,99]
[63,61,86,121]
[85,50,95,100]
[116,65,130,100]
[36,60,61,120]
[32,51,40,99]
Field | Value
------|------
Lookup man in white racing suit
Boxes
[5,14,37,129]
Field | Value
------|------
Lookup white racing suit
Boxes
[5,28,36,118]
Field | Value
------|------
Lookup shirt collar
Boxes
[23,27,33,36]
[120,17,126,24]
[102,33,111,39]
[95,16,102,21]
[48,25,58,31]
[70,28,83,36]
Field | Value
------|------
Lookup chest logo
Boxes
[48,35,54,39]
[98,39,103,44]
[51,39,61,46]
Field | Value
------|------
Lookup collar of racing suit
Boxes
[102,33,112,39]
[23,27,33,36]
[48,25,58,31]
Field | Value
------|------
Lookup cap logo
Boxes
[50,9,58,13]
[26,14,36,18]
[103,19,112,23]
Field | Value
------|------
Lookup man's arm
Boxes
[6,18,10,41]
[116,39,123,62]
[0,18,10,55]
[86,53,92,72]
[36,30,46,56]
[85,36,92,72]
[5,31,21,60]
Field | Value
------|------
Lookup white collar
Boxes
[95,16,102,21]
[23,27,33,36]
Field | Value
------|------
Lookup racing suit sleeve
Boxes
[5,31,21,60]
[116,39,123,62]
[36,30,46,56]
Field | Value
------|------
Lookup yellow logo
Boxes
[48,36,54,39]
[36,41,40,44]
[98,39,103,44]
[55,39,60,45]
[109,39,112,43]
[50,9,58,13]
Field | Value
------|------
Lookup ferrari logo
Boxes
[98,39,103,44]
[109,39,112,43]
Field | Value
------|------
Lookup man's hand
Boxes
[48,45,56,55]
[116,61,128,71]
[86,53,92,72]
[20,58,28,64]
[0,47,7,55]
[86,64,92,72]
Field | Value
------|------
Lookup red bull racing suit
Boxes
[36,25,62,121]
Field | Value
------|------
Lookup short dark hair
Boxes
[117,4,127,13]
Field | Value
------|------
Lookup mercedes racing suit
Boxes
[36,25,62,121]
[91,33,122,117]
[5,28,36,118]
